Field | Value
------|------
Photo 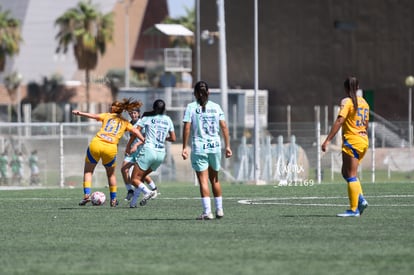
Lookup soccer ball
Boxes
[91,191,106,206]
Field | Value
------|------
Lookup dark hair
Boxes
[194,81,209,112]
[142,99,166,117]
[344,76,359,111]
[153,99,166,114]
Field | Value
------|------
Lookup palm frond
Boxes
[54,0,114,62]
[0,6,22,62]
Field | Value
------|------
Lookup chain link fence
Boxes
[0,112,412,187]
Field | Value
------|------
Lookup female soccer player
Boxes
[182,81,232,220]
[28,150,40,185]
[121,107,158,205]
[322,76,369,217]
[10,152,23,185]
[127,99,176,207]
[72,98,145,207]
[0,151,8,185]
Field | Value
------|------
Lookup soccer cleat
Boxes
[129,198,137,208]
[336,209,360,217]
[215,209,224,219]
[151,188,158,199]
[110,199,119,207]
[358,195,368,215]
[130,189,142,208]
[125,190,134,201]
[139,191,155,206]
[79,194,91,206]
[196,213,214,220]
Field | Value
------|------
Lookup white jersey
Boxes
[182,100,225,154]
[138,114,175,151]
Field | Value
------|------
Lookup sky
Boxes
[167,0,194,18]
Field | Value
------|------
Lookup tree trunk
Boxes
[85,69,90,112]
[0,54,5,72]
[74,44,97,113]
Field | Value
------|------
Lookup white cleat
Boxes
[336,209,360,217]
[139,191,155,206]
[151,188,158,199]
[196,213,214,220]
[215,209,224,219]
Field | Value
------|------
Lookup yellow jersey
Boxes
[338,96,369,140]
[95,113,133,144]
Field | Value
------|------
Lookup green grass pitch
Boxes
[0,182,413,275]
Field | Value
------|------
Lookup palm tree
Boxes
[55,0,113,111]
[0,6,22,72]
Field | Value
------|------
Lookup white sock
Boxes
[201,197,211,214]
[214,196,223,211]
[138,182,151,195]
[148,181,156,190]
[125,183,134,191]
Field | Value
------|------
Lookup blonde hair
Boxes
[111,98,143,114]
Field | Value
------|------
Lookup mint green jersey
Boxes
[183,100,225,154]
[138,114,175,151]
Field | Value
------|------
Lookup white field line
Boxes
[1,194,413,208]
[237,194,414,207]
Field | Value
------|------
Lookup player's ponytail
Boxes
[194,81,209,112]
[111,98,143,114]
[125,98,143,113]
[344,76,359,112]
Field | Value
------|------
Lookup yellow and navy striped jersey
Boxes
[95,113,133,144]
[338,96,369,138]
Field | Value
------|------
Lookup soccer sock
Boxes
[125,183,134,191]
[346,177,362,212]
[109,185,117,201]
[138,182,151,195]
[83,181,92,196]
[148,181,156,190]
[130,188,142,206]
[214,196,223,211]
[201,197,212,214]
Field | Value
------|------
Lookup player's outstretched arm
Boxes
[72,110,100,120]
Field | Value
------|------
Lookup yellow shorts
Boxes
[342,135,368,161]
[86,137,118,167]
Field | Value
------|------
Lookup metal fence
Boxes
[0,115,412,188]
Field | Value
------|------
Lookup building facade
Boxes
[199,0,414,123]
[0,0,169,103]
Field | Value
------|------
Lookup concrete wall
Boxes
[199,0,414,122]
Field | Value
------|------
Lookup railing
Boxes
[0,109,412,187]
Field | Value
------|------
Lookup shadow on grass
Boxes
[59,207,89,210]
[281,214,335,218]
[127,218,200,221]
[58,207,117,210]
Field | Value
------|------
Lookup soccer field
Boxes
[0,182,413,275]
